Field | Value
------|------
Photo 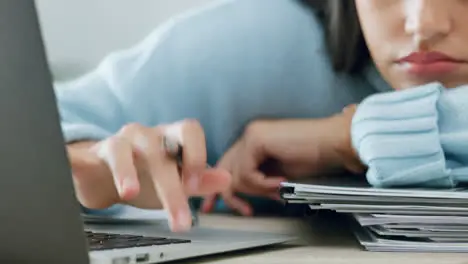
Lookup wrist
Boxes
[329,105,366,174]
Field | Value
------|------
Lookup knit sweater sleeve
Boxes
[351,82,468,188]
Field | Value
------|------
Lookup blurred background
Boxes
[35,0,213,81]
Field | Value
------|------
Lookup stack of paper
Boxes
[280,175,468,252]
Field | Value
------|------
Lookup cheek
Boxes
[355,0,406,86]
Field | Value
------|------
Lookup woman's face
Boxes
[355,0,468,89]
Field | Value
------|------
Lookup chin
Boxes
[389,65,468,90]
[387,78,423,90]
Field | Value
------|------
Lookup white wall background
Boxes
[35,0,213,81]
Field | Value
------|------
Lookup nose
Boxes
[404,0,452,47]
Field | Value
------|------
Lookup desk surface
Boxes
[181,211,467,264]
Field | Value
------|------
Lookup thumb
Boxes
[238,143,265,183]
[215,141,239,184]
[201,142,238,213]
[185,168,231,196]
[242,123,270,173]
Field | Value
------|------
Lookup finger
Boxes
[201,194,217,213]
[222,192,253,216]
[161,120,208,195]
[199,144,235,213]
[97,137,140,201]
[153,159,192,232]
[128,125,193,232]
[69,142,121,209]
[182,120,207,173]
[143,136,192,232]
[184,167,231,195]
[215,141,238,184]
[268,193,283,202]
[164,120,207,176]
[241,126,267,173]
[216,141,238,169]
[250,174,286,188]
[243,172,285,192]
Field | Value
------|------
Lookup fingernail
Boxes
[187,174,199,192]
[117,180,126,197]
[116,182,123,196]
[122,177,135,192]
[121,177,131,190]
[119,177,138,200]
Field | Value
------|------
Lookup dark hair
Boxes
[301,0,370,74]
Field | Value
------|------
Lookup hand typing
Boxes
[67,120,231,232]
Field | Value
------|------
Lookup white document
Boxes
[281,175,468,252]
[315,204,468,215]
[354,213,468,226]
[352,223,468,252]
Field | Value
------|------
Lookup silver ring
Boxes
[162,135,183,164]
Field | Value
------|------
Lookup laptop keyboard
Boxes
[86,231,191,251]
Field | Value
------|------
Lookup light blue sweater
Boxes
[352,82,468,188]
[54,0,468,214]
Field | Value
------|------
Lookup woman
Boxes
[58,0,468,232]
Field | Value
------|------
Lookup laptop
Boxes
[0,1,293,263]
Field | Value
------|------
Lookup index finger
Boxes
[150,156,192,232]
[141,131,192,232]
[96,136,140,201]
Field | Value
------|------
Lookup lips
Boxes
[397,51,465,76]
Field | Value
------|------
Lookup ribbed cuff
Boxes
[351,83,453,188]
